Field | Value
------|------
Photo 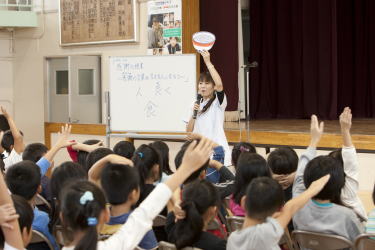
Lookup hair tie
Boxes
[80,191,94,205]
[239,146,250,153]
[137,152,144,158]
[87,217,98,226]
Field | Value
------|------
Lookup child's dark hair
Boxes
[5,160,41,200]
[132,144,161,186]
[50,162,87,201]
[198,72,216,115]
[174,140,209,184]
[267,147,298,175]
[50,161,87,229]
[150,140,173,175]
[372,183,375,204]
[85,147,113,172]
[231,142,256,167]
[0,115,9,132]
[101,164,140,205]
[172,180,219,249]
[0,195,34,248]
[77,139,102,167]
[60,180,106,250]
[22,143,48,163]
[245,177,284,220]
[328,149,344,168]
[1,130,23,154]
[113,141,135,159]
[233,152,271,204]
[303,156,345,205]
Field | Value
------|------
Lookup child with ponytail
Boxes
[166,180,226,250]
[60,137,214,250]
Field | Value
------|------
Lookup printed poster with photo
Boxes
[147,0,182,55]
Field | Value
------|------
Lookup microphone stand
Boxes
[240,61,258,142]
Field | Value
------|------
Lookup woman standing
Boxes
[185,51,231,167]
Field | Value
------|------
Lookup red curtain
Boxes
[200,0,239,111]
[249,0,375,119]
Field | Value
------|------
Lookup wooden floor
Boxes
[223,119,375,151]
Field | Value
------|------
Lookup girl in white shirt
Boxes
[185,51,231,166]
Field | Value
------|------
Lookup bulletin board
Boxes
[59,0,138,46]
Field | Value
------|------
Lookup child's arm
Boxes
[1,107,24,154]
[88,154,133,182]
[201,51,223,91]
[71,141,103,153]
[98,138,214,250]
[292,115,324,197]
[339,107,367,219]
[276,174,330,228]
[37,124,76,176]
[0,166,23,249]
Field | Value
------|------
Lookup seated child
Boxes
[0,168,26,250]
[292,114,364,241]
[150,140,173,183]
[22,143,51,202]
[0,107,24,171]
[328,107,367,220]
[227,175,330,250]
[50,161,87,233]
[5,161,59,250]
[174,140,233,239]
[132,144,168,240]
[230,153,271,216]
[166,180,226,250]
[99,163,158,249]
[231,142,256,172]
[113,140,135,159]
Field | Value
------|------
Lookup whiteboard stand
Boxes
[105,91,111,147]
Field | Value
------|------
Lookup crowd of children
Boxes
[0,105,374,250]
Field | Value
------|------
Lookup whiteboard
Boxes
[109,54,196,132]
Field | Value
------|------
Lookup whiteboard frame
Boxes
[107,54,197,135]
[58,0,139,46]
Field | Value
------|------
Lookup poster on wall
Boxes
[147,0,182,55]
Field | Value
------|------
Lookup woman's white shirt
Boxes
[184,92,231,165]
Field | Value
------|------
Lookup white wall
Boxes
[0,31,14,116]
[11,2,148,143]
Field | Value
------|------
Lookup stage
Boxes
[44,119,375,152]
[223,119,375,152]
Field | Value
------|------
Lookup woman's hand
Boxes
[200,50,211,65]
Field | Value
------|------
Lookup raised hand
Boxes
[339,107,352,132]
[0,204,19,230]
[310,115,324,147]
[181,137,214,172]
[55,124,76,149]
[200,50,211,65]
[0,106,10,119]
